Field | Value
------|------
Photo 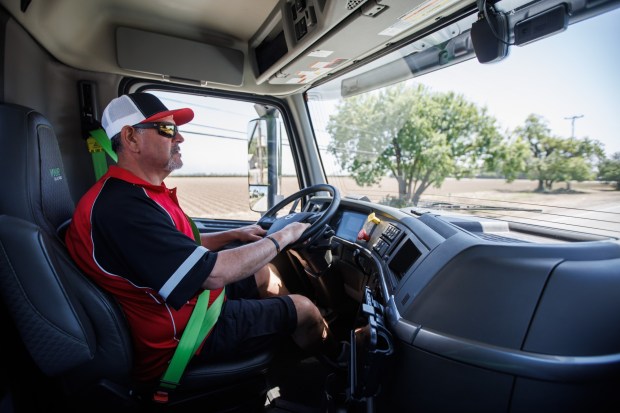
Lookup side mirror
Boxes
[249,184,269,211]
[247,116,281,212]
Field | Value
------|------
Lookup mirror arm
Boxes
[266,114,279,210]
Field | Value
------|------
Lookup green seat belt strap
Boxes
[87,128,118,180]
[154,215,224,400]
[158,289,225,391]
[185,213,202,246]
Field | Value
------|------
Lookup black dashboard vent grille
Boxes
[346,0,367,10]
[476,232,529,243]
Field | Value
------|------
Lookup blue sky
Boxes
[161,5,620,176]
[417,7,620,156]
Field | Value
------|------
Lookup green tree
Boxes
[549,137,604,190]
[598,152,620,190]
[326,84,501,206]
[484,134,530,182]
[515,114,559,191]
[515,114,604,191]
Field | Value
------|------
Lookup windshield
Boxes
[307,2,620,239]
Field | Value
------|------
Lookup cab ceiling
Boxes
[0,0,278,88]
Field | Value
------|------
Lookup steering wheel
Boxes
[257,184,340,249]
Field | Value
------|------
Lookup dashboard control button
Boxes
[357,228,370,241]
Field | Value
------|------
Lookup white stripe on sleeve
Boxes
[159,246,208,299]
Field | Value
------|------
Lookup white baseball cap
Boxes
[101,93,194,138]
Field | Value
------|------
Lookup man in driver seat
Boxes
[65,92,339,384]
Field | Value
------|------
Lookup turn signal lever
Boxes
[307,225,335,252]
[291,225,336,276]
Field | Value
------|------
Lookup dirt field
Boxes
[166,176,620,238]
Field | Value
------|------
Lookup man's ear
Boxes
[121,125,140,152]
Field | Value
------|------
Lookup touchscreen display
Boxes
[335,211,366,242]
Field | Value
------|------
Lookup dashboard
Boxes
[334,211,366,242]
[305,195,620,411]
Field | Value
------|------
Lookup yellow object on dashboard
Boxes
[368,212,381,225]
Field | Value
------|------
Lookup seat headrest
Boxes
[0,104,75,237]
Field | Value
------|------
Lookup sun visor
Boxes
[116,27,244,86]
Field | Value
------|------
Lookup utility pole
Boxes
[564,114,584,138]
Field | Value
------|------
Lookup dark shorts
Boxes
[195,276,297,362]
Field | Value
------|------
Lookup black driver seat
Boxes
[0,103,273,411]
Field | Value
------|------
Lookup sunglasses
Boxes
[133,122,178,138]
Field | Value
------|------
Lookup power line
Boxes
[180,130,246,141]
[180,129,292,147]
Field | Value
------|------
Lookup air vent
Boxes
[346,0,367,10]
[475,232,529,243]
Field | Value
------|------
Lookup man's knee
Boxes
[288,294,322,326]
[288,294,330,350]
[254,265,270,287]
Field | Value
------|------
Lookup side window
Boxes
[150,90,298,221]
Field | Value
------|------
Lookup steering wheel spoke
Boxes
[288,198,300,215]
[257,215,276,229]
[306,212,322,224]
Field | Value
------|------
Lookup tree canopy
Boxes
[326,85,606,204]
[326,84,502,206]
[514,114,605,191]
[598,152,620,190]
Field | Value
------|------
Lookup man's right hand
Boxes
[206,221,311,290]
[279,221,311,245]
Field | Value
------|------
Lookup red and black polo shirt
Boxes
[65,165,222,381]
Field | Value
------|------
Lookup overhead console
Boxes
[250,0,468,85]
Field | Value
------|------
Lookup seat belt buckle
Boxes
[153,389,170,404]
[153,379,178,403]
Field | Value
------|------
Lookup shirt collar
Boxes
[105,165,169,193]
